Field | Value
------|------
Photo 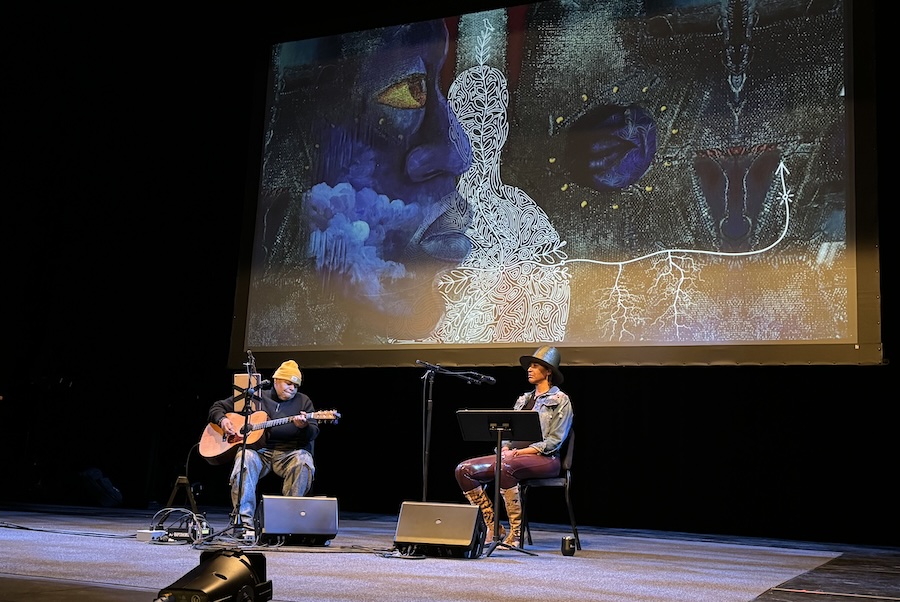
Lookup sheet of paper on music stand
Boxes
[233,372,262,412]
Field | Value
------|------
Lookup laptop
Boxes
[257,495,339,545]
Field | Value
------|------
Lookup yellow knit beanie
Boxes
[272,360,302,386]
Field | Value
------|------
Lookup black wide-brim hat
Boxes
[519,345,564,384]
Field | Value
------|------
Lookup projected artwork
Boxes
[249,19,474,344]
[241,0,869,365]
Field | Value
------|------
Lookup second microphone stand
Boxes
[417,360,493,502]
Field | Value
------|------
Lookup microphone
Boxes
[471,373,496,385]
[416,359,441,371]
[249,379,272,390]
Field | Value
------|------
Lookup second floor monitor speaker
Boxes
[256,495,338,546]
[393,501,485,559]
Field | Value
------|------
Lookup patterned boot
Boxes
[464,486,506,543]
[501,485,523,548]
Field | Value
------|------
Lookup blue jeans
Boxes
[229,447,315,525]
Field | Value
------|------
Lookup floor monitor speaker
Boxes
[393,501,485,559]
[256,495,338,546]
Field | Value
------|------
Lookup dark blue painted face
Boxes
[564,103,657,192]
[282,20,474,338]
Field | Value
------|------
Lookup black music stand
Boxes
[457,409,541,557]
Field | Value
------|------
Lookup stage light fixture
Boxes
[155,548,272,602]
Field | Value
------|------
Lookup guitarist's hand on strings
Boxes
[291,412,309,428]
[218,416,237,438]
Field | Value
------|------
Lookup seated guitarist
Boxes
[208,359,319,539]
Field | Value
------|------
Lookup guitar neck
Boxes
[248,411,338,431]
[250,415,303,431]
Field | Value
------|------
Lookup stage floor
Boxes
[0,503,897,602]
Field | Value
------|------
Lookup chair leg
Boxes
[564,485,581,550]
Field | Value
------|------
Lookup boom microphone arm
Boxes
[415,360,495,385]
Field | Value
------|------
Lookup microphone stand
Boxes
[225,354,263,540]
[421,368,435,502]
[416,360,494,502]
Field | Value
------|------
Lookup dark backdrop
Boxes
[2,2,895,548]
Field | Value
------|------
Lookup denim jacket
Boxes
[503,386,573,457]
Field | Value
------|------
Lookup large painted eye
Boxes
[376,74,427,109]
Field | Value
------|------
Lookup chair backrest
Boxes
[560,427,574,472]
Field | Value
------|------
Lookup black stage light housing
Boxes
[156,548,273,602]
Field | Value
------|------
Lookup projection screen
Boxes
[229,0,883,368]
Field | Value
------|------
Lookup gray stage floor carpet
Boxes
[0,504,874,602]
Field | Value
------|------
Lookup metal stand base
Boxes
[484,537,537,557]
[166,476,199,514]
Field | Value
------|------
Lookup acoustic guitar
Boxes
[199,410,341,466]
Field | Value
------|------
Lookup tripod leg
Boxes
[167,476,199,515]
